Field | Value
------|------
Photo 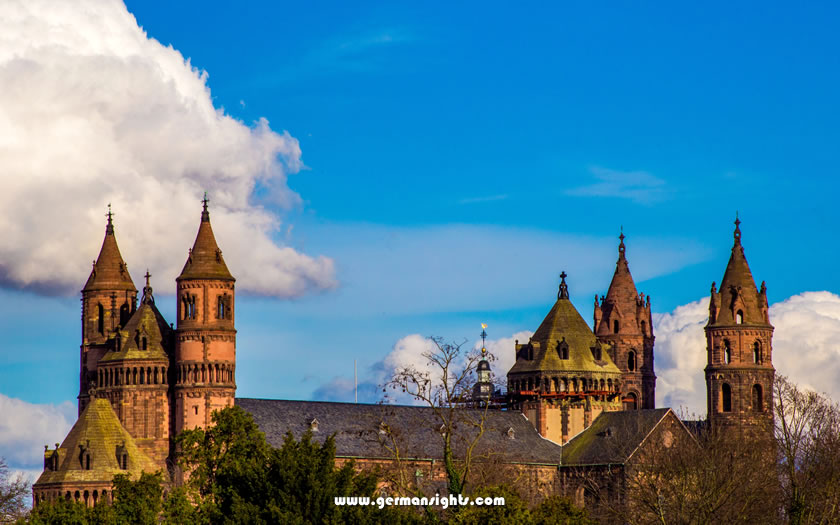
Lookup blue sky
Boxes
[2,2,840,474]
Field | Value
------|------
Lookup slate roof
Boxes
[236,398,564,465]
[34,399,158,486]
[507,292,621,376]
[178,203,234,281]
[561,408,672,465]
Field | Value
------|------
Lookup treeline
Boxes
[12,407,592,525]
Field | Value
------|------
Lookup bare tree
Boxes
[383,336,493,495]
[0,457,29,523]
[774,374,840,525]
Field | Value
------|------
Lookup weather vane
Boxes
[480,323,488,355]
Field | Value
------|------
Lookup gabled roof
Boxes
[82,214,136,293]
[177,200,234,281]
[560,408,673,465]
[34,398,158,486]
[236,398,565,465]
[99,289,171,363]
[508,276,621,376]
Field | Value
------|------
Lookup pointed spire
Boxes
[83,206,136,292]
[201,192,210,223]
[618,227,626,260]
[558,271,569,300]
[178,195,234,281]
[709,216,769,326]
[105,204,114,234]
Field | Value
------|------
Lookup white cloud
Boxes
[0,0,335,297]
[653,291,840,418]
[0,394,75,474]
[653,299,709,417]
[566,166,668,204]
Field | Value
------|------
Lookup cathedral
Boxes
[31,205,775,510]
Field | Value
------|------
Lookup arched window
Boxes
[753,384,763,412]
[753,342,761,364]
[721,383,732,412]
[628,351,636,372]
[97,304,104,335]
[724,340,732,364]
[119,303,130,326]
[736,310,744,324]
[613,319,620,334]
[624,392,638,410]
[640,320,647,335]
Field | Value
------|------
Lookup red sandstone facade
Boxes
[33,198,236,504]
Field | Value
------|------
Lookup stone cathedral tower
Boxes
[173,196,237,435]
[79,208,137,414]
[594,232,656,409]
[705,217,774,437]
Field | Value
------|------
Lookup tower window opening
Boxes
[97,304,104,335]
[753,384,763,412]
[736,310,744,324]
[142,337,147,351]
[724,340,732,364]
[624,392,638,410]
[640,320,647,335]
[753,342,761,364]
[628,351,636,372]
[119,303,130,326]
[613,319,620,334]
[721,383,732,412]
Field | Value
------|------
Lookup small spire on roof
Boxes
[201,192,210,222]
[142,270,154,304]
[558,271,569,300]
[734,212,741,246]
[105,204,114,234]
[618,227,626,260]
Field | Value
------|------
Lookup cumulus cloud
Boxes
[654,291,840,418]
[0,394,75,479]
[0,0,335,297]
[313,332,528,405]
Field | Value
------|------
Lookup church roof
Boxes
[598,232,643,335]
[708,218,770,326]
[177,197,234,282]
[34,398,158,486]
[508,274,621,376]
[236,398,565,464]
[100,276,171,363]
[560,408,673,465]
[82,210,136,293]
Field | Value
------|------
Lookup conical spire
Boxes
[178,194,234,281]
[604,230,639,310]
[83,205,136,292]
[710,215,766,325]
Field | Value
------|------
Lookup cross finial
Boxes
[142,269,154,304]
[201,192,210,222]
[144,270,151,288]
[105,204,114,234]
[558,271,569,299]
[618,227,626,258]
[734,212,742,246]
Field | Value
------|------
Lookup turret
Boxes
[173,195,237,436]
[705,216,774,439]
[79,206,137,414]
[594,231,656,409]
